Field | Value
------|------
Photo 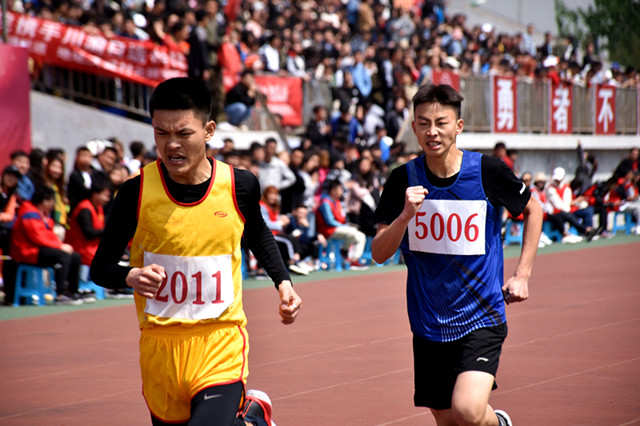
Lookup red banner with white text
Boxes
[223,72,303,127]
[432,70,460,93]
[491,75,518,133]
[2,11,187,87]
[0,44,31,171]
[549,82,573,134]
[594,84,616,135]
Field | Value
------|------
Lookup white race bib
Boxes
[144,252,234,320]
[408,199,486,255]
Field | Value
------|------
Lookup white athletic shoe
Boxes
[241,389,276,426]
[561,234,583,244]
[495,409,513,426]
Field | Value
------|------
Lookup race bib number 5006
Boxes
[408,199,487,255]
[144,252,234,320]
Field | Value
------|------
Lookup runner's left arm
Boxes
[482,156,542,303]
[90,177,140,289]
[235,168,301,323]
[234,168,291,287]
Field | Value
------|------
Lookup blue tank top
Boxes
[402,150,506,342]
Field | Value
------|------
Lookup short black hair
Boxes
[149,77,212,124]
[412,84,464,119]
[90,174,112,194]
[327,179,342,192]
[76,145,92,155]
[10,150,29,160]
[31,185,56,204]
[130,141,146,157]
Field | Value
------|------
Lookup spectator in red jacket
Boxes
[65,177,111,267]
[10,186,84,305]
[316,179,367,269]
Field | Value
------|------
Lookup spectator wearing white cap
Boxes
[546,167,597,242]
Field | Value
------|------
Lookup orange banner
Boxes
[2,11,187,86]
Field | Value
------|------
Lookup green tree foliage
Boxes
[555,0,640,69]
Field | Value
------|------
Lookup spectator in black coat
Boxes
[224,70,257,126]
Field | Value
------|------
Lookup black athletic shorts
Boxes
[413,323,508,410]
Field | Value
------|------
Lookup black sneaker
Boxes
[495,410,513,426]
[239,389,275,426]
[78,290,97,303]
[108,288,135,299]
[56,293,84,305]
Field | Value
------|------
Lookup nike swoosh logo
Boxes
[204,393,223,400]
[519,182,527,194]
[476,357,489,362]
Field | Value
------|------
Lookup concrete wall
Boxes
[31,91,639,183]
[30,91,281,172]
[454,132,640,183]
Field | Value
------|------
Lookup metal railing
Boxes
[31,65,639,136]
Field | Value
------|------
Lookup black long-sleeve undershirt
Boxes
[90,161,291,290]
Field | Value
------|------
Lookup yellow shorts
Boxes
[139,322,249,423]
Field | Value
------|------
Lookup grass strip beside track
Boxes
[1,233,638,322]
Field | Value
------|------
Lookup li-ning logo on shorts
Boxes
[214,211,228,218]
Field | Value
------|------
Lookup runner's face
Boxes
[153,109,215,185]
[412,102,463,158]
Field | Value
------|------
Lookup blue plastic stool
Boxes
[543,221,563,242]
[241,252,249,280]
[503,219,523,246]
[612,211,635,234]
[360,236,374,265]
[79,265,105,300]
[319,239,345,271]
[13,264,56,306]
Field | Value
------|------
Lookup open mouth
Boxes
[167,154,186,163]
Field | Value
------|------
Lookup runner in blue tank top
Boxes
[372,84,543,426]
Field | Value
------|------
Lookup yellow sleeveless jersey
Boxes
[130,159,246,329]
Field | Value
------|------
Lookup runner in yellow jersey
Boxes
[91,77,301,426]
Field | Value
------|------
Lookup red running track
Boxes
[0,242,639,425]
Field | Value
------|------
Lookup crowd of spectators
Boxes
[503,144,640,246]
[10,0,640,130]
[3,0,640,304]
[2,135,639,306]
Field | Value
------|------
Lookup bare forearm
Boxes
[373,186,428,264]
[514,198,543,280]
[371,214,411,264]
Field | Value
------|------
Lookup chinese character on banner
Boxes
[432,70,460,93]
[550,82,573,134]
[492,76,517,133]
[3,10,186,86]
[595,84,616,135]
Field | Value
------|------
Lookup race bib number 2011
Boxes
[408,199,487,255]
[144,251,234,320]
